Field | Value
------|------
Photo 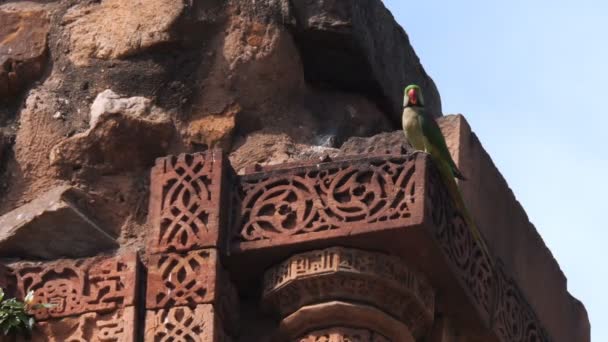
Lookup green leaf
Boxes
[0,288,5,303]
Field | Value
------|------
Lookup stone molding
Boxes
[262,247,434,338]
[278,301,415,342]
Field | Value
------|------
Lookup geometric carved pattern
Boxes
[30,307,136,342]
[236,155,420,242]
[297,327,391,342]
[140,150,555,342]
[425,163,495,321]
[494,262,551,342]
[146,249,238,330]
[145,304,231,342]
[148,151,228,254]
[263,247,434,337]
[12,253,138,320]
[424,159,552,342]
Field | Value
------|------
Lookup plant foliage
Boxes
[0,288,54,337]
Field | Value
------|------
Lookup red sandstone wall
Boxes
[439,114,590,342]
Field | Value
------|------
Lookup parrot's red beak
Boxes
[408,88,417,105]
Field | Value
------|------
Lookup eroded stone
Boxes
[0,185,117,259]
[186,103,240,150]
[63,0,184,66]
[49,90,173,174]
[0,3,51,100]
[288,0,442,119]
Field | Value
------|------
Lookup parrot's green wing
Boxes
[419,110,466,180]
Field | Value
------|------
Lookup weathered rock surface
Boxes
[63,0,184,66]
[0,0,439,256]
[0,3,51,100]
[50,90,173,174]
[288,0,442,119]
[0,185,117,260]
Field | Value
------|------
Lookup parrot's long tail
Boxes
[432,156,498,328]
[434,158,494,266]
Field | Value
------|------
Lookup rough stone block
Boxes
[148,151,232,254]
[0,3,51,100]
[49,90,174,174]
[11,252,138,320]
[288,0,442,119]
[0,185,118,259]
[145,304,230,342]
[26,306,136,342]
[146,249,238,331]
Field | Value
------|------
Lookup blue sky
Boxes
[383,0,607,340]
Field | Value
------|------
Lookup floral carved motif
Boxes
[145,304,231,342]
[297,327,390,342]
[425,163,495,320]
[424,160,552,341]
[263,247,434,337]
[235,155,421,242]
[12,253,138,320]
[149,151,229,254]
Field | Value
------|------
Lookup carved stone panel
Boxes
[11,253,138,320]
[145,304,230,342]
[262,247,434,337]
[26,306,136,342]
[425,164,495,322]
[146,249,238,330]
[297,327,390,342]
[233,154,424,247]
[493,263,551,342]
[148,151,230,254]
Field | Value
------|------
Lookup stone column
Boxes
[261,247,435,341]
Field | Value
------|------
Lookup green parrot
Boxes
[402,84,466,180]
[402,84,492,262]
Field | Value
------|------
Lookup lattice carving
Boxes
[297,327,390,342]
[149,151,227,254]
[12,253,138,320]
[425,163,495,320]
[145,304,231,342]
[263,247,434,337]
[146,249,238,329]
[31,307,135,342]
[236,155,420,242]
[425,159,552,341]
[493,263,552,342]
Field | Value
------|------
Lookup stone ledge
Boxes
[0,185,118,260]
[262,247,434,338]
